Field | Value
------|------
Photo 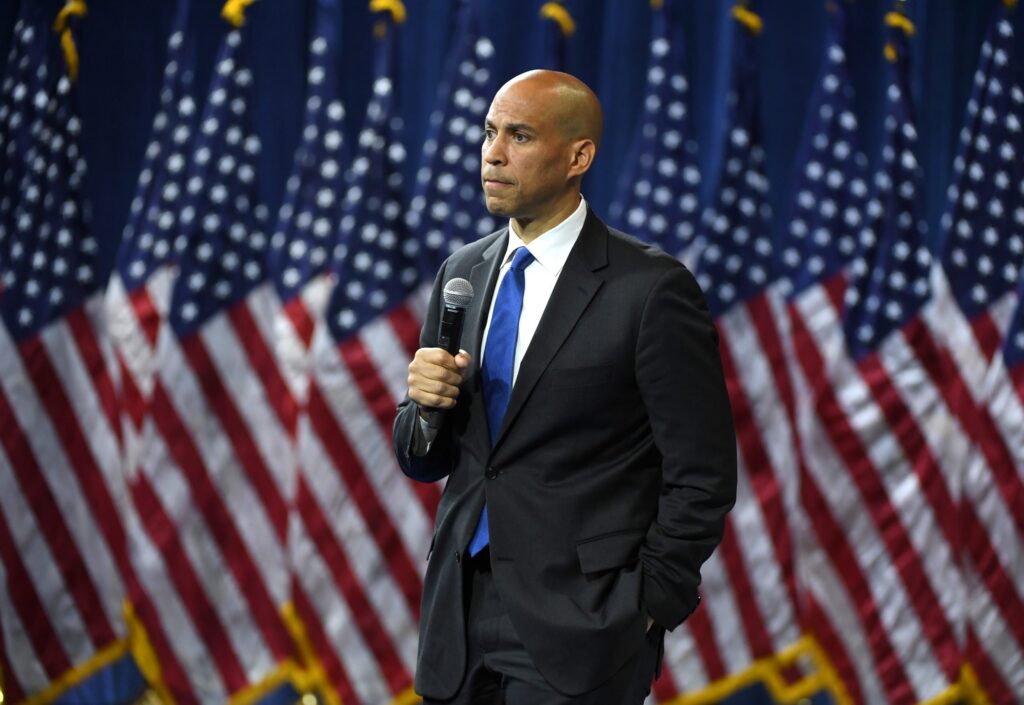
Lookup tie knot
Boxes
[511,247,534,272]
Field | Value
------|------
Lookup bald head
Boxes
[496,70,604,151]
[481,70,603,241]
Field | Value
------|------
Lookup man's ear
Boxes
[567,139,596,178]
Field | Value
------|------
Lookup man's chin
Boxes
[483,197,512,217]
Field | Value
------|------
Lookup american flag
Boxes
[923,3,1024,700]
[406,0,496,282]
[792,13,962,704]
[266,3,351,699]
[268,0,349,382]
[661,6,805,702]
[608,0,701,266]
[115,7,301,701]
[965,271,1024,704]
[104,2,223,702]
[778,4,876,703]
[0,2,137,701]
[292,9,427,704]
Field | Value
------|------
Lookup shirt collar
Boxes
[500,196,588,275]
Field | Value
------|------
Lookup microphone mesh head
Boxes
[443,278,474,309]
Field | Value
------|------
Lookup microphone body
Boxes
[422,278,474,428]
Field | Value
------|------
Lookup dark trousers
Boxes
[423,550,662,705]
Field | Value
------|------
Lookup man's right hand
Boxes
[407,347,472,411]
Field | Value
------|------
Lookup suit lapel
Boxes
[465,230,507,452]
[491,209,608,451]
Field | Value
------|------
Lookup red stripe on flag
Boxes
[684,601,727,683]
[130,286,162,349]
[118,355,147,431]
[283,296,317,351]
[306,382,423,619]
[296,477,413,693]
[790,307,959,684]
[0,381,116,650]
[291,581,362,705]
[718,321,799,619]
[228,303,299,438]
[17,332,134,592]
[180,334,289,544]
[969,310,1002,364]
[965,626,1016,705]
[788,294,915,703]
[906,317,1024,544]
[338,335,440,520]
[66,307,121,445]
[799,464,914,705]
[803,593,865,705]
[389,303,425,360]
[650,655,680,702]
[130,473,247,693]
[150,381,294,662]
[962,506,1024,650]
[1009,363,1024,394]
[856,348,960,678]
[716,520,775,659]
[0,507,71,678]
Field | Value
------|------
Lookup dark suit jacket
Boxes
[393,207,736,698]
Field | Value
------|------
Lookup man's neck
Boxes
[511,194,583,244]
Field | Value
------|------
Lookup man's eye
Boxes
[483,129,495,141]
[514,133,528,142]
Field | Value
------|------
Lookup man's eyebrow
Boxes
[483,120,536,134]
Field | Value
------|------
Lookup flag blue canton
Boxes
[940,7,1024,320]
[0,6,98,340]
[168,27,270,337]
[781,3,868,298]
[843,23,931,359]
[326,19,418,344]
[268,0,348,303]
[116,0,198,293]
[608,1,701,259]
[406,1,496,283]
[695,17,773,318]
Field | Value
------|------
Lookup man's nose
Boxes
[482,135,506,164]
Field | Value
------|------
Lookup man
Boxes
[393,70,736,704]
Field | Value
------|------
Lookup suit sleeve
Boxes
[636,264,737,630]
[392,260,457,484]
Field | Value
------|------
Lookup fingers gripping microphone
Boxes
[422,278,474,428]
[437,277,474,354]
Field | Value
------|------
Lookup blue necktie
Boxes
[468,246,534,556]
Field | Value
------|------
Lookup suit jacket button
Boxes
[454,550,461,563]
[486,466,498,480]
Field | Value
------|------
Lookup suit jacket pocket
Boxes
[576,528,646,574]
[547,364,613,388]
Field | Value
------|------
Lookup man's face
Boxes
[480,81,574,223]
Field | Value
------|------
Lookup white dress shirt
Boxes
[479,196,587,384]
[415,197,588,448]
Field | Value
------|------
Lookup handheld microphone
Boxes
[422,278,474,428]
[436,277,474,354]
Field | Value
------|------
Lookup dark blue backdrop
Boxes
[1,0,1021,283]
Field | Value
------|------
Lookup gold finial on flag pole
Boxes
[53,0,87,82]
[222,0,256,27]
[732,3,764,35]
[540,2,576,37]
